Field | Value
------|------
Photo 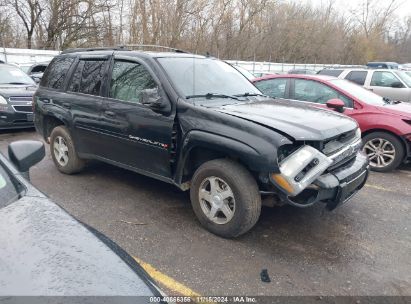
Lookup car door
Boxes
[366,71,408,101]
[64,55,111,156]
[99,56,174,179]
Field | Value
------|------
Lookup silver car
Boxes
[330,69,411,102]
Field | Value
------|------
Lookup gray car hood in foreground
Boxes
[0,195,155,296]
[216,99,358,141]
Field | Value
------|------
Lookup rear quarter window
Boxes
[345,71,367,85]
[40,57,75,90]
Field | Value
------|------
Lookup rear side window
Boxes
[345,71,367,85]
[317,69,343,77]
[68,59,108,96]
[254,78,287,98]
[40,57,74,90]
[31,65,47,73]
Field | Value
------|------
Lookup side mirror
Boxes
[8,140,45,174]
[326,99,345,113]
[391,81,404,88]
[140,87,171,113]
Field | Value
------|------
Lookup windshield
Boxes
[232,65,255,80]
[395,71,411,87]
[19,66,30,73]
[0,65,36,85]
[329,79,386,106]
[0,161,23,208]
[158,57,261,99]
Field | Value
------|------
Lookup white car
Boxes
[318,68,411,102]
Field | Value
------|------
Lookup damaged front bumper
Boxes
[270,142,369,210]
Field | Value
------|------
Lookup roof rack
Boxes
[123,44,188,53]
[61,46,129,54]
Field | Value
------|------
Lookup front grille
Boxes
[8,96,32,103]
[322,129,357,156]
[12,105,32,113]
[326,137,362,171]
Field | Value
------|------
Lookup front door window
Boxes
[109,60,157,103]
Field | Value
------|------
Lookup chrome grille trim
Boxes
[328,138,362,166]
[8,96,32,103]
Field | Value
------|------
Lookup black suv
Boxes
[0,64,36,129]
[34,47,369,238]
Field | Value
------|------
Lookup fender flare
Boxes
[173,130,281,185]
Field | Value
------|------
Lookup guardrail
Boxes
[0,48,60,64]
[226,60,365,74]
[0,47,364,73]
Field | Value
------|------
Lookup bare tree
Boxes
[1,0,410,63]
[5,0,43,48]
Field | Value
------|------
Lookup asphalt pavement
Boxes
[1,129,410,296]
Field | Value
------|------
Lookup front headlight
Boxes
[0,95,8,105]
[355,128,361,139]
[271,145,332,196]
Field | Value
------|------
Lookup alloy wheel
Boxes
[363,138,396,168]
[198,176,235,225]
[53,136,69,166]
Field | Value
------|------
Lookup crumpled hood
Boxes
[376,102,411,118]
[215,99,358,141]
[0,85,36,98]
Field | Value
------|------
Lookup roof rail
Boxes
[124,44,188,53]
[61,46,129,54]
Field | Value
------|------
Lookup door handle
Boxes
[62,102,71,109]
[104,110,115,117]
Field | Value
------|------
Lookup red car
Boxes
[252,74,411,172]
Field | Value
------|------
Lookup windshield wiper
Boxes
[186,93,240,100]
[383,97,401,105]
[234,92,267,97]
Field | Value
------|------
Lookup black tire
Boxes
[50,125,85,174]
[362,132,404,172]
[190,159,261,238]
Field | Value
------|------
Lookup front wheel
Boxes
[190,159,261,238]
[362,132,404,172]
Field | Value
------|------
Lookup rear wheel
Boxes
[362,132,404,172]
[50,126,85,174]
[190,159,261,238]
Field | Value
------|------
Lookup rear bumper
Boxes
[0,110,34,129]
[281,152,369,210]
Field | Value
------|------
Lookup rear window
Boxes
[317,69,343,77]
[40,57,75,90]
[254,78,287,98]
[345,71,367,85]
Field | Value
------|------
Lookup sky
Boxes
[298,0,411,19]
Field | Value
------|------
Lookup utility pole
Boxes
[0,35,7,63]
